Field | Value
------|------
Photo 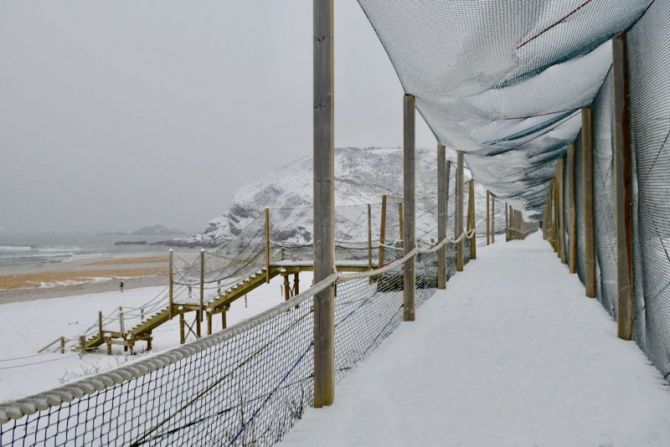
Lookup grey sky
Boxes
[0,1,434,234]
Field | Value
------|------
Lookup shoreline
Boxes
[0,254,171,305]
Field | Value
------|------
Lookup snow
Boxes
[0,272,312,402]
[282,233,670,447]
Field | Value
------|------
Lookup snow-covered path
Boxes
[282,233,670,447]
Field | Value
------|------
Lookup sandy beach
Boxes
[0,254,171,304]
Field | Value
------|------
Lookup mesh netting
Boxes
[356,0,652,217]
[628,0,670,379]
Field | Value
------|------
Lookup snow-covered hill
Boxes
[183,147,502,247]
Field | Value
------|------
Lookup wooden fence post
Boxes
[582,106,597,297]
[491,194,495,244]
[468,179,477,260]
[168,249,174,319]
[613,33,634,340]
[200,249,205,321]
[437,144,447,289]
[567,144,577,274]
[379,194,387,268]
[367,204,373,270]
[403,93,416,321]
[557,158,566,263]
[398,202,404,243]
[265,208,271,283]
[505,203,510,242]
[486,191,491,245]
[60,336,65,354]
[456,151,464,271]
[313,0,335,407]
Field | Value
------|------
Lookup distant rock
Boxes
[131,225,184,236]
[171,147,501,249]
[114,240,147,246]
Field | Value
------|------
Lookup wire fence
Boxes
[0,223,479,445]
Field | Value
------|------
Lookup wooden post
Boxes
[557,158,567,263]
[168,249,174,319]
[222,307,228,329]
[283,274,291,301]
[200,249,205,321]
[313,0,335,407]
[379,194,387,267]
[456,151,464,271]
[98,311,103,339]
[79,336,85,354]
[293,272,300,295]
[398,202,404,242]
[119,306,125,334]
[552,180,559,251]
[207,312,212,336]
[265,208,271,283]
[486,191,491,245]
[567,144,577,274]
[437,144,447,289]
[179,308,185,344]
[196,311,201,338]
[60,336,65,354]
[468,179,477,260]
[582,106,597,298]
[613,33,634,340]
[367,204,373,270]
[403,94,416,321]
[505,203,510,242]
[491,194,495,244]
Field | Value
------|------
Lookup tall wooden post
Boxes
[398,202,404,242]
[558,158,567,263]
[283,274,291,301]
[613,33,634,340]
[486,191,491,245]
[582,106,597,298]
[567,144,577,274]
[179,308,185,344]
[294,272,300,295]
[367,204,372,270]
[119,306,125,334]
[98,311,103,339]
[168,249,174,319]
[313,0,335,407]
[199,249,205,321]
[468,179,477,260]
[505,203,510,242]
[265,208,271,283]
[379,194,387,267]
[437,144,447,289]
[403,94,416,321]
[491,194,495,244]
[455,152,464,271]
[552,180,559,251]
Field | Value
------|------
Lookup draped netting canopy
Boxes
[357,0,652,219]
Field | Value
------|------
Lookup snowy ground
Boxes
[0,273,310,402]
[282,233,670,447]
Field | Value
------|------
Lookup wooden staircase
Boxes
[208,268,276,313]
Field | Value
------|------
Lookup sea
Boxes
[0,232,184,272]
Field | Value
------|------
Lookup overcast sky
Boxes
[0,1,435,234]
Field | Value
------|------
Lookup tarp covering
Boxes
[357,0,652,218]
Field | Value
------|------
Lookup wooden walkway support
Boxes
[200,249,205,321]
[491,193,495,244]
[379,194,387,267]
[313,0,335,407]
[582,106,597,298]
[455,152,464,271]
[468,179,477,260]
[567,144,577,274]
[486,191,491,245]
[403,93,416,322]
[437,144,447,289]
[613,33,634,341]
[367,204,373,269]
[265,208,271,283]
[168,249,174,319]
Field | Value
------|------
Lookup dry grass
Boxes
[0,268,167,290]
